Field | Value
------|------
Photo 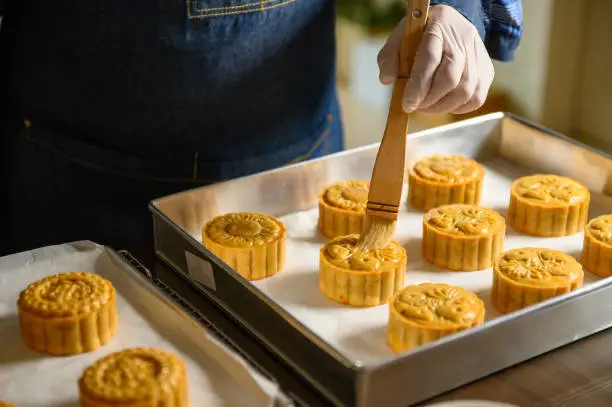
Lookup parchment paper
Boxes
[0,241,280,407]
[252,157,608,365]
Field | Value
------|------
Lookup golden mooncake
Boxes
[408,154,484,211]
[508,174,590,237]
[202,212,286,280]
[422,204,505,271]
[79,347,188,407]
[0,402,15,407]
[492,248,584,313]
[319,234,406,306]
[388,283,485,353]
[581,215,612,277]
[318,180,369,238]
[17,272,118,356]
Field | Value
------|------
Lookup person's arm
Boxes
[430,0,523,61]
[484,0,523,61]
[377,0,523,115]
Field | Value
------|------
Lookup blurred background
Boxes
[336,0,612,151]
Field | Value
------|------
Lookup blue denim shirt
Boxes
[431,0,523,61]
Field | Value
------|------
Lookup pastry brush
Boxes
[357,0,430,250]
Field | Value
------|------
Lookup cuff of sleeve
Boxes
[485,33,519,62]
[429,0,486,40]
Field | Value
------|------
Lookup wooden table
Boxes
[131,247,612,407]
[423,328,612,406]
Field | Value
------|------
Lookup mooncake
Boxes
[17,272,118,356]
[79,347,188,407]
[508,174,590,237]
[581,214,612,277]
[318,180,369,238]
[202,212,286,280]
[422,204,505,271]
[319,234,406,306]
[0,402,15,407]
[408,154,484,211]
[388,283,485,353]
[492,247,584,313]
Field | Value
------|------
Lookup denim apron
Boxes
[1,0,343,254]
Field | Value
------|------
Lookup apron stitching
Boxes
[194,0,279,13]
[189,0,295,19]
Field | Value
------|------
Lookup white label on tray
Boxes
[185,251,217,291]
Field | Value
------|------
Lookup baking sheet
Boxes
[248,157,608,365]
[0,241,279,406]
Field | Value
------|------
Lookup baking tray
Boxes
[0,241,288,406]
[149,112,612,407]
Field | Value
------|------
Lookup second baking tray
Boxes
[0,241,283,406]
[149,112,612,407]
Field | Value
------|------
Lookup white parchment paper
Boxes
[0,241,279,407]
[252,157,608,365]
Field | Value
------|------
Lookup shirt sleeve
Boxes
[429,0,523,62]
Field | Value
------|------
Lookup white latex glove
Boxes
[377,5,495,114]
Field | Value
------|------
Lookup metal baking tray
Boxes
[149,112,612,407]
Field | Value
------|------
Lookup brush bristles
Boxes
[357,215,397,250]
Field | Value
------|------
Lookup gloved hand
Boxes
[377,5,495,114]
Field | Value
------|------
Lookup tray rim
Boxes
[151,112,506,205]
[149,111,612,373]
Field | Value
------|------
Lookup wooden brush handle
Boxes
[366,0,430,221]
[399,0,430,77]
